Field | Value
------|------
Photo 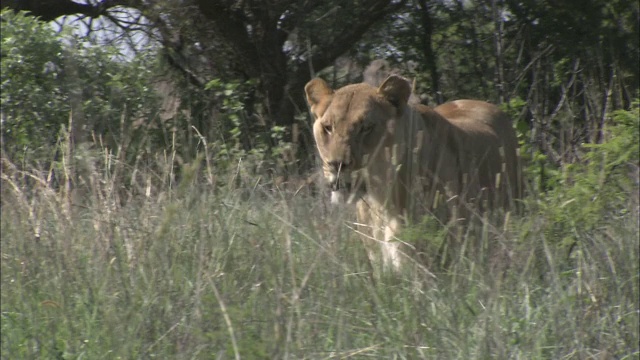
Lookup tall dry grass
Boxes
[1,130,638,359]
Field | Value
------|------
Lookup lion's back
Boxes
[430,100,522,206]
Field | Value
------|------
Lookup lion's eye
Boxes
[361,123,374,135]
[323,124,333,135]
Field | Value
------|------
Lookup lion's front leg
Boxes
[356,199,379,266]
[357,199,404,271]
[381,216,403,270]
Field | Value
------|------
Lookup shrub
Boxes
[1,10,160,167]
[532,102,639,247]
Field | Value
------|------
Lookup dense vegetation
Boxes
[1,2,638,358]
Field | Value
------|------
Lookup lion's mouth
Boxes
[328,175,350,204]
[330,178,351,192]
[329,173,366,204]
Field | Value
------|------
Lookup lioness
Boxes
[305,75,521,269]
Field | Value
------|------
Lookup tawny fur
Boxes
[305,75,521,269]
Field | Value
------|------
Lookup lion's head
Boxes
[305,75,413,201]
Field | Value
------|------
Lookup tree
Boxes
[4,0,637,178]
[3,0,408,165]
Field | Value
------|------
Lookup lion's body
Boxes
[305,76,521,269]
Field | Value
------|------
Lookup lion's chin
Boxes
[330,189,360,205]
[328,173,362,205]
[330,190,344,204]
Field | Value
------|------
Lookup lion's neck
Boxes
[356,107,427,218]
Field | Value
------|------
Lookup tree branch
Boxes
[2,0,135,21]
[308,0,408,72]
[194,0,261,76]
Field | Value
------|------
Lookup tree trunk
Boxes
[416,0,442,104]
[491,0,506,103]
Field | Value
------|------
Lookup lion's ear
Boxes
[378,75,411,111]
[305,78,334,118]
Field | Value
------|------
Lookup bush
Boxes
[1,10,68,162]
[533,102,639,246]
[1,10,160,166]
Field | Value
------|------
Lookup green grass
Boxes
[1,156,638,359]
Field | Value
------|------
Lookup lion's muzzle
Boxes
[325,160,352,191]
[325,161,355,204]
[330,190,344,204]
[327,174,351,192]
[326,167,365,205]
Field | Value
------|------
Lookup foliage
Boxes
[4,0,637,177]
[202,77,295,182]
[1,10,160,166]
[529,102,639,248]
[1,10,67,162]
